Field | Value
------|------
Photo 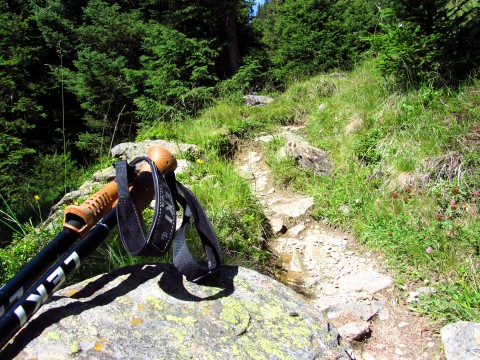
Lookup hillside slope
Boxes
[2,59,479,343]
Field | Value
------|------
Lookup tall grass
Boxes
[262,60,480,323]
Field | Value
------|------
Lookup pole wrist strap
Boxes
[114,158,223,282]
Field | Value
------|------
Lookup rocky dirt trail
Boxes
[234,126,445,360]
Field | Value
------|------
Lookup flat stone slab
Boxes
[3,265,353,360]
[441,321,480,360]
[338,271,393,293]
[327,300,386,322]
[243,95,274,107]
[272,197,314,218]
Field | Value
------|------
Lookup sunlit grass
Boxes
[279,60,480,322]
[249,59,480,322]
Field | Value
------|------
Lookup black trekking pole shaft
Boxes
[0,150,161,316]
[0,209,117,350]
[0,179,121,317]
[0,228,79,317]
[0,146,177,350]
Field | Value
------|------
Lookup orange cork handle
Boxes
[64,146,177,237]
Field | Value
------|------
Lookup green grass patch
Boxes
[299,61,480,323]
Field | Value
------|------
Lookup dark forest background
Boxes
[1,0,479,242]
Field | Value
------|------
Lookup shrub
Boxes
[370,1,480,87]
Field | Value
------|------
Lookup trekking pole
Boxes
[0,163,121,317]
[0,146,177,350]
[0,228,79,318]
[0,146,175,317]
[0,160,133,316]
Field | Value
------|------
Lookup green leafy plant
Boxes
[353,128,382,164]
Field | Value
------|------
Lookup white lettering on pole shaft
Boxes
[26,284,48,313]
[12,252,81,326]
[9,287,24,305]
[47,267,66,294]
[64,251,81,269]
[14,306,27,327]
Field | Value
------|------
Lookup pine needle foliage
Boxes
[369,0,480,87]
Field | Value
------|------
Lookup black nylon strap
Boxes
[115,158,176,256]
[173,182,223,282]
[114,157,223,282]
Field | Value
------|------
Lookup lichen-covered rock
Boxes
[3,265,353,360]
[111,139,198,162]
[441,321,480,360]
[279,141,332,177]
[51,140,195,214]
[92,166,116,182]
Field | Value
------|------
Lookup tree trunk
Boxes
[225,4,240,73]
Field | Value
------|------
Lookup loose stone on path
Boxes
[338,272,393,294]
[271,197,314,218]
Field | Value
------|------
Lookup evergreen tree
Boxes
[253,0,280,57]
[33,0,258,156]
[159,0,255,76]
[0,1,51,202]
[35,0,145,157]
[0,0,80,241]
[126,23,219,124]
[68,0,146,156]
[371,0,480,86]
[253,0,378,82]
[1,0,262,243]
[329,0,379,65]
[273,0,333,78]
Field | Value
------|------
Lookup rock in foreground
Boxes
[111,139,198,162]
[441,321,480,360]
[4,265,353,360]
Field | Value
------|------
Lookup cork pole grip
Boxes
[63,146,177,237]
